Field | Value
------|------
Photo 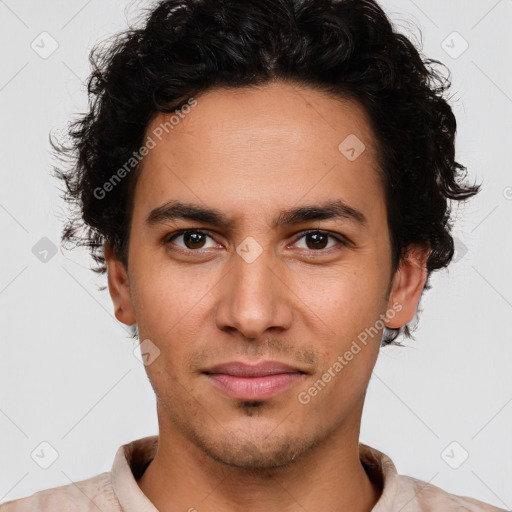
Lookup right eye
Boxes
[164,229,220,252]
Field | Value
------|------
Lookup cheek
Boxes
[295,269,386,394]
[128,264,224,383]
[129,251,216,334]
[299,265,386,336]
[305,284,382,406]
[296,339,378,424]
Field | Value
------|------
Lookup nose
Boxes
[214,246,294,340]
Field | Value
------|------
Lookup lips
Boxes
[203,361,307,401]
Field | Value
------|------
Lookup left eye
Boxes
[292,230,346,251]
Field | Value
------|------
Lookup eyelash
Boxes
[163,229,349,253]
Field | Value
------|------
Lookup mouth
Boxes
[202,360,307,401]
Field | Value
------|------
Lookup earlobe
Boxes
[385,244,430,329]
[104,242,137,326]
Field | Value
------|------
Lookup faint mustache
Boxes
[186,336,318,369]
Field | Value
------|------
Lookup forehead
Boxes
[146,81,379,157]
[132,81,384,228]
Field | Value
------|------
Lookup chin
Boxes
[191,424,319,471]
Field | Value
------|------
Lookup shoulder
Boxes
[0,472,120,512]
[396,474,507,511]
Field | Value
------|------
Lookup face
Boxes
[105,80,428,470]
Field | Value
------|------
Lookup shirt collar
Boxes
[111,435,159,512]
[111,435,399,511]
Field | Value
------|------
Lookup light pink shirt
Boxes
[0,435,506,511]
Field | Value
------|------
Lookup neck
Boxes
[137,412,381,512]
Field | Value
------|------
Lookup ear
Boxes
[104,242,137,326]
[385,243,430,328]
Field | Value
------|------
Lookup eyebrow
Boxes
[145,199,368,229]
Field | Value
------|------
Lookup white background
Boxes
[0,0,511,508]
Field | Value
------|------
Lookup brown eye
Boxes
[166,230,217,251]
[183,231,206,249]
[304,231,328,250]
[293,230,347,251]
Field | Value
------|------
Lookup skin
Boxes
[104,80,429,512]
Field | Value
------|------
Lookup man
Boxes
[1,0,504,510]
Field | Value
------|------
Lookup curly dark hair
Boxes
[51,0,480,346]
